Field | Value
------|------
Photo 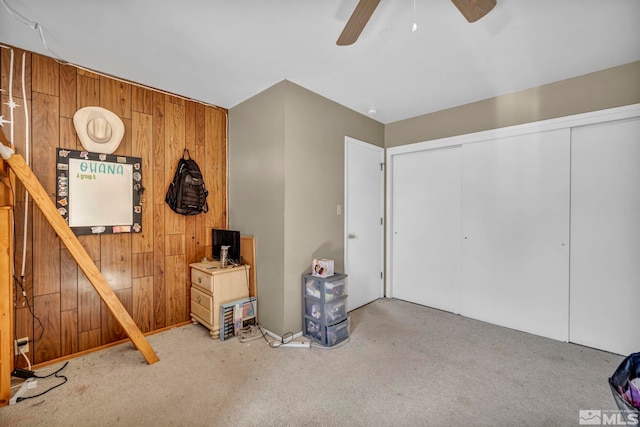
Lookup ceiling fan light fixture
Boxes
[412,0,418,32]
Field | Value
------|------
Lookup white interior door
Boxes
[345,137,384,310]
[570,117,640,356]
[390,146,462,313]
[460,130,571,341]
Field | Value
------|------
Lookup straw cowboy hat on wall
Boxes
[73,106,124,154]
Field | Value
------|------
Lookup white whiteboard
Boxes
[68,158,133,227]
[56,149,143,235]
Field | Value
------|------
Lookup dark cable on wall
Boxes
[13,274,44,341]
[8,178,44,366]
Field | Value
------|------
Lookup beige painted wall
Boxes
[230,62,639,336]
[229,80,384,335]
[385,61,640,147]
[229,81,286,333]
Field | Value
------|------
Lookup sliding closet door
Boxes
[390,146,462,313]
[460,130,570,341]
[570,118,640,356]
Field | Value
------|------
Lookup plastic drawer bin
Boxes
[303,274,347,302]
[305,296,347,325]
[304,317,350,347]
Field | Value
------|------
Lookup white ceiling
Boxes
[1,1,639,124]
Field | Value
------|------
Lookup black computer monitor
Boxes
[212,229,241,264]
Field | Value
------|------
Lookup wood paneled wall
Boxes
[0,46,227,365]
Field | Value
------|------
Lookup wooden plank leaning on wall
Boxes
[0,137,159,365]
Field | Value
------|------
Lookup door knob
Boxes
[348,233,357,239]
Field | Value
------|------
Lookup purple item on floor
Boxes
[609,352,640,415]
[630,378,640,409]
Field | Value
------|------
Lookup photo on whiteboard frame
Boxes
[56,148,143,235]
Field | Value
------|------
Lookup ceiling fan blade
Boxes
[337,0,381,46]
[451,0,497,23]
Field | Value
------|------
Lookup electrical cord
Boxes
[280,331,294,344]
[1,0,63,60]
[258,316,351,350]
[15,361,69,403]
[31,361,69,380]
[235,253,296,349]
[18,348,31,370]
[243,262,250,293]
[236,321,291,349]
[13,274,45,338]
[256,323,280,348]
[8,176,45,367]
[247,323,306,349]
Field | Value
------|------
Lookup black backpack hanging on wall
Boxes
[165,149,209,216]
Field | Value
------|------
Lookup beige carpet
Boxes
[0,298,623,426]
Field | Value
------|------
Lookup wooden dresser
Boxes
[189,261,250,339]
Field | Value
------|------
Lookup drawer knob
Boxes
[197,295,201,304]
[198,277,202,284]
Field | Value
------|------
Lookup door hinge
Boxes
[380,272,383,279]
[380,217,384,226]
[380,162,385,171]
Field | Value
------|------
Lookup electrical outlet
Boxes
[14,337,29,356]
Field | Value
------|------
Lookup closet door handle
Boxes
[348,233,357,239]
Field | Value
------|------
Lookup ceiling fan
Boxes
[336,0,497,46]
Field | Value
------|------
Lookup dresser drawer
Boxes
[191,286,212,311]
[191,287,214,325]
[191,268,215,293]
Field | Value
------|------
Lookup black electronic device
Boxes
[11,367,35,379]
[212,229,241,264]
